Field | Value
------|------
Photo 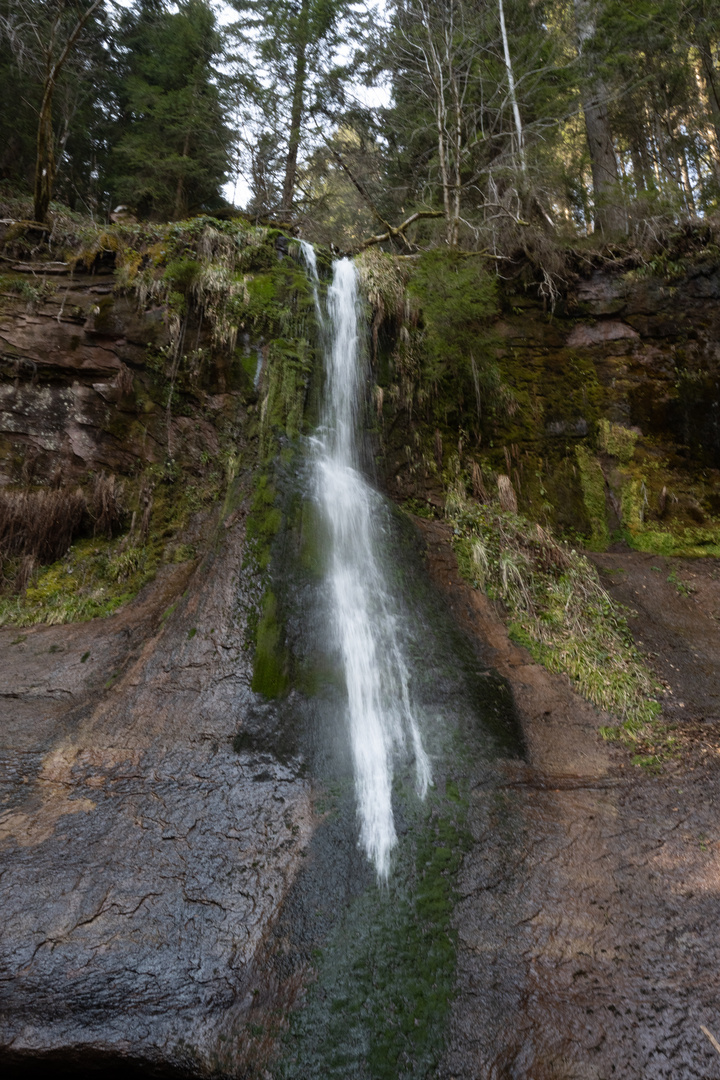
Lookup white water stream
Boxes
[301,244,431,879]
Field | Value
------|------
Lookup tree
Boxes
[391,0,474,245]
[380,0,569,245]
[228,0,366,216]
[110,0,233,220]
[572,0,625,233]
[498,0,526,170]
[0,0,106,223]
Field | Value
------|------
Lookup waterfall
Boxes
[301,244,431,879]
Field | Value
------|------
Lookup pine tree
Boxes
[228,0,365,216]
[110,0,233,220]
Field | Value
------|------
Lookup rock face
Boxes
[0,260,247,486]
[4,235,720,1078]
[0,264,162,484]
[381,253,720,550]
[0,509,313,1076]
[0,232,318,1076]
[421,521,720,1080]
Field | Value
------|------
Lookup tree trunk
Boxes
[281,0,310,215]
[694,32,720,179]
[498,0,525,171]
[32,0,103,225]
[449,65,462,245]
[174,129,192,220]
[630,139,646,193]
[573,0,625,234]
[33,83,56,225]
[679,147,695,212]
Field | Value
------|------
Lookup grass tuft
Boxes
[447,487,661,739]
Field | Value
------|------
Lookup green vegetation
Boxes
[278,782,471,1079]
[575,445,611,551]
[109,0,232,221]
[0,536,150,627]
[251,589,289,698]
[245,472,283,571]
[598,419,638,463]
[447,486,660,738]
[407,250,499,390]
[360,249,508,487]
[0,460,226,628]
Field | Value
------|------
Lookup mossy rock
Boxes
[575,445,610,550]
[251,589,289,698]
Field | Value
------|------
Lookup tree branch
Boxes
[358,210,445,252]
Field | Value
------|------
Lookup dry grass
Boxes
[0,477,125,591]
[0,488,86,588]
[91,473,125,539]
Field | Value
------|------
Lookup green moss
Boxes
[260,338,314,456]
[165,256,201,292]
[246,271,277,311]
[293,654,344,697]
[598,419,637,462]
[278,783,472,1080]
[620,476,646,534]
[575,444,610,550]
[240,348,261,386]
[245,472,282,570]
[251,589,289,698]
[629,526,720,557]
[298,498,328,576]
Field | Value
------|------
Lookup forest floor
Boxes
[417,518,720,1080]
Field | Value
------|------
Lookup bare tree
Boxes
[498,0,525,171]
[393,0,479,245]
[0,0,104,224]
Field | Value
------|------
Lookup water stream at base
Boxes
[300,243,431,878]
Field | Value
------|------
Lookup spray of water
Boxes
[300,244,431,879]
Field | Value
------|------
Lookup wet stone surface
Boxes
[419,523,720,1079]
[0,518,313,1077]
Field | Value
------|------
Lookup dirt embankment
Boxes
[418,519,720,1080]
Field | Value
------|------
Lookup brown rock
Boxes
[567,320,640,347]
[0,519,313,1075]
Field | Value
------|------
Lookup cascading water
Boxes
[300,244,431,879]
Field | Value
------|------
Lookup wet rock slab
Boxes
[0,521,313,1076]
[418,522,720,1079]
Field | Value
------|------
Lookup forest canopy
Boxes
[1,0,719,249]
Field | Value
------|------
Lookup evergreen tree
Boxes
[228,0,367,216]
[110,0,233,220]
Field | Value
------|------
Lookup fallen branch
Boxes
[393,249,506,261]
[359,210,446,252]
[0,219,50,230]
